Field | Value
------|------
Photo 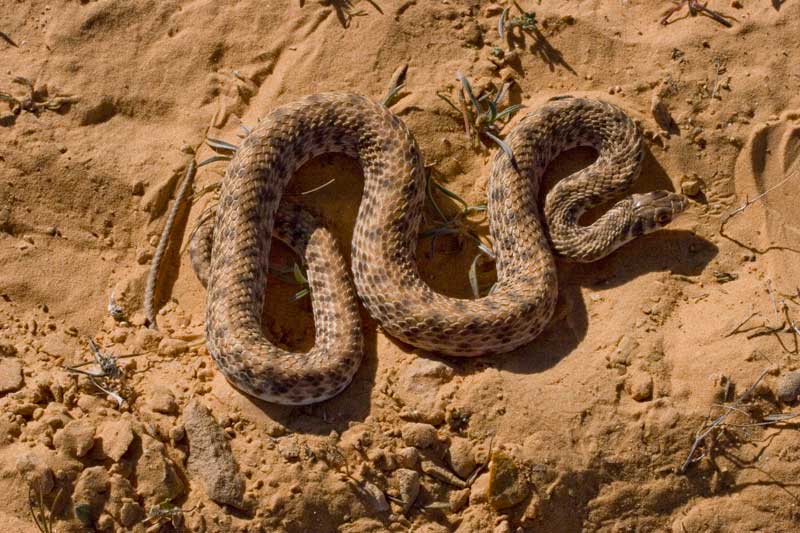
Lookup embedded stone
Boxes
[776,371,800,404]
[488,450,529,510]
[98,419,135,461]
[392,469,420,513]
[55,420,96,458]
[147,387,178,415]
[183,400,246,509]
[448,437,477,479]
[401,422,438,449]
[0,358,24,393]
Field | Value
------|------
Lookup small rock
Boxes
[55,420,96,458]
[448,437,477,479]
[0,342,18,357]
[488,450,529,510]
[498,66,516,83]
[16,454,55,494]
[111,270,148,320]
[0,417,21,444]
[625,370,654,402]
[776,371,800,404]
[133,327,162,351]
[42,403,73,429]
[396,359,454,424]
[108,474,144,527]
[681,175,703,197]
[119,501,144,527]
[158,337,188,357]
[183,400,247,509]
[0,358,24,393]
[96,513,114,530]
[278,438,302,462]
[396,446,420,469]
[469,472,490,505]
[108,328,128,344]
[367,448,396,471]
[14,402,38,417]
[72,466,110,526]
[362,480,389,512]
[449,488,470,512]
[169,425,186,443]
[129,312,148,327]
[483,4,503,17]
[461,20,483,47]
[494,520,512,533]
[392,469,420,513]
[401,422,438,449]
[98,419,135,461]
[135,434,185,506]
[148,387,178,415]
[135,248,153,265]
[651,91,676,133]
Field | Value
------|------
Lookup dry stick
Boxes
[661,0,732,27]
[456,85,473,141]
[724,310,760,337]
[780,302,799,353]
[144,159,197,329]
[0,31,18,47]
[679,367,770,474]
[381,63,408,107]
[719,168,800,254]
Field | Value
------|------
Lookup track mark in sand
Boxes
[731,110,800,259]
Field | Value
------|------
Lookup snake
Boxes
[188,92,688,405]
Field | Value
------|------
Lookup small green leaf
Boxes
[290,288,310,301]
[494,103,524,122]
[381,82,405,107]
[436,91,462,115]
[197,155,232,167]
[432,179,469,212]
[456,72,481,117]
[468,253,482,299]
[292,263,308,285]
[498,7,509,40]
[206,137,239,153]
[487,100,498,123]
[493,82,511,107]
[483,130,518,171]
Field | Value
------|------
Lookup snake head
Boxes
[628,190,688,238]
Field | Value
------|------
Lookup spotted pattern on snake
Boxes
[188,92,688,405]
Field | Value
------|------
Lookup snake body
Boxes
[190,93,687,405]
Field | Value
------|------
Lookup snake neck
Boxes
[543,181,635,263]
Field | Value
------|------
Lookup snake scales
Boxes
[188,92,687,405]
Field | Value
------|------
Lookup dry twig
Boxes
[679,368,770,473]
[661,0,732,27]
[144,159,197,328]
[0,31,18,47]
[64,339,128,407]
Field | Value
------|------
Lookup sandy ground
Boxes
[2,0,800,531]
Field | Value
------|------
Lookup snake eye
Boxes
[656,213,671,225]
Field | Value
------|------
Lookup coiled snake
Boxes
[189,93,687,405]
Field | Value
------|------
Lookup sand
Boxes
[1,0,800,531]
